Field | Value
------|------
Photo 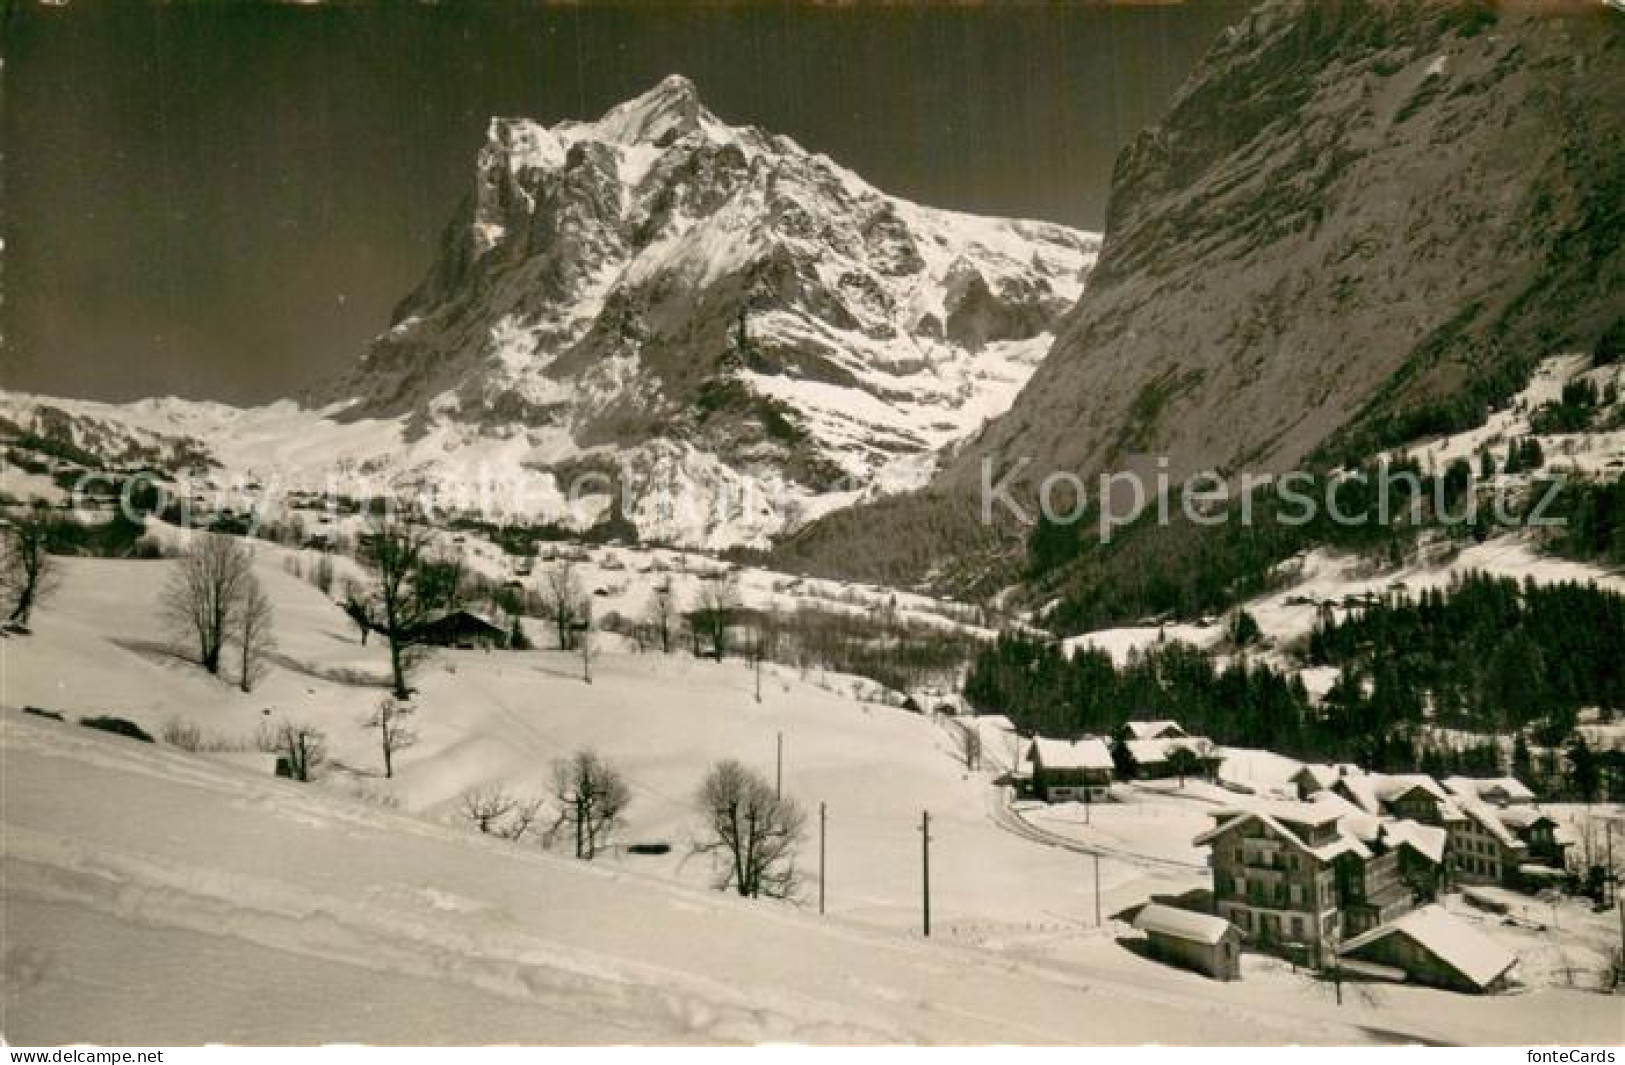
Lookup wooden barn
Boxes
[416,609,507,650]
[1131,904,1242,981]
[1337,905,1517,994]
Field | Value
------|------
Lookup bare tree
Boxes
[956,722,982,771]
[540,561,581,651]
[579,595,595,683]
[262,721,328,782]
[163,532,255,674]
[365,695,417,779]
[501,794,547,843]
[647,581,678,653]
[549,749,631,858]
[340,580,375,645]
[2,502,58,628]
[235,574,276,693]
[357,512,438,699]
[694,759,805,898]
[311,552,335,595]
[693,576,739,662]
[460,785,517,834]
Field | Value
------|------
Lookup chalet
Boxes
[1125,720,1187,741]
[1338,905,1518,994]
[1026,737,1114,802]
[1131,904,1242,981]
[1452,800,1527,886]
[1194,802,1361,957]
[1288,763,1362,801]
[1494,806,1569,879]
[1127,737,1224,781]
[415,609,507,650]
[1333,773,1464,829]
[1442,776,1536,808]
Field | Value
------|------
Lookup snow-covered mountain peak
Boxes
[592,73,715,146]
[7,80,1101,549]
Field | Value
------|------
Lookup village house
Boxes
[1443,775,1536,807]
[1025,737,1114,802]
[1125,720,1188,741]
[1452,800,1527,886]
[1494,806,1567,869]
[1126,736,1224,781]
[1193,802,1359,957]
[1337,905,1519,994]
[416,609,508,650]
[1288,762,1362,802]
[1131,903,1242,981]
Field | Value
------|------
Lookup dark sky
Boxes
[4,1,1250,404]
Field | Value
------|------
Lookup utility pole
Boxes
[1093,853,1102,928]
[921,810,932,938]
[819,801,827,916]
[775,731,783,799]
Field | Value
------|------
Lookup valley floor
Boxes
[2,558,1622,1045]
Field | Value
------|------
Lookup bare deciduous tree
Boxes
[340,580,375,645]
[357,512,437,698]
[2,502,58,628]
[694,759,805,898]
[163,532,255,674]
[365,695,417,779]
[549,749,630,858]
[235,574,275,693]
[460,785,517,834]
[647,581,677,654]
[540,561,581,651]
[501,794,547,843]
[261,721,328,782]
[693,576,738,662]
[956,723,982,771]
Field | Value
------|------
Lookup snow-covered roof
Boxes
[1443,776,1536,804]
[1126,736,1216,765]
[1308,790,1382,842]
[1493,806,1555,831]
[973,714,1015,734]
[1028,736,1113,772]
[1193,804,1370,862]
[1457,800,1525,849]
[1126,720,1186,740]
[1335,773,1460,820]
[1132,903,1236,946]
[1292,763,1363,789]
[1339,905,1517,990]
[1382,820,1449,864]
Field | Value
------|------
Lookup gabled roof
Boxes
[1382,820,1449,865]
[1493,806,1556,832]
[1291,763,1359,789]
[1193,803,1369,862]
[1339,905,1517,990]
[1126,720,1187,740]
[1457,799,1525,849]
[1028,736,1113,772]
[1443,776,1536,803]
[1126,736,1217,765]
[1132,903,1236,946]
[1308,790,1383,842]
[1336,773,1461,820]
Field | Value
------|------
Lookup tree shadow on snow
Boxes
[266,651,389,689]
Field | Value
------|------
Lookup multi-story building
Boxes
[1195,803,1359,957]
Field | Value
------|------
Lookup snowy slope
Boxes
[0,76,1100,550]
[6,556,1623,1044]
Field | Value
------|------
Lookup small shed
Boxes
[416,609,507,650]
[1337,905,1517,994]
[1132,903,1242,981]
[1026,737,1114,802]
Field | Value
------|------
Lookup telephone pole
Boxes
[1093,853,1102,928]
[818,801,827,916]
[921,810,932,938]
[775,731,783,799]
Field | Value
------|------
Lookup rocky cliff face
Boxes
[324,75,1098,545]
[949,0,1622,494]
[780,0,1625,589]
